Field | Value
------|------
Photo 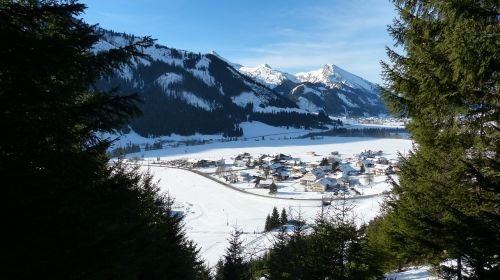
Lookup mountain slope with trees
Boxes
[96,31,333,137]
[239,63,387,116]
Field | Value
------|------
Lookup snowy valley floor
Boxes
[129,136,435,279]
[130,137,410,264]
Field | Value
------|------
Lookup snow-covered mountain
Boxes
[239,64,299,89]
[296,64,375,91]
[237,63,386,116]
[96,30,332,137]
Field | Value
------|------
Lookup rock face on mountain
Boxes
[96,30,332,137]
[238,64,386,116]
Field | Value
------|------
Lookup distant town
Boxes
[139,148,403,200]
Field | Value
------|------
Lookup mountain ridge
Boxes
[96,30,385,137]
[96,30,334,137]
[238,63,385,117]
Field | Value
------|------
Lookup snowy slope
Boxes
[239,64,299,89]
[96,30,296,113]
[296,64,375,91]
[236,62,386,116]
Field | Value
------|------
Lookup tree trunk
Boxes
[457,256,462,280]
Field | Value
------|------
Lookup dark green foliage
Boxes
[264,207,288,232]
[247,255,270,280]
[215,229,249,280]
[303,127,406,139]
[280,208,288,225]
[258,203,384,280]
[0,1,208,279]
[261,201,382,280]
[250,110,332,129]
[269,181,278,194]
[301,201,383,280]
[268,221,309,280]
[319,157,330,166]
[271,207,280,226]
[378,0,500,278]
[109,143,141,157]
[265,214,273,232]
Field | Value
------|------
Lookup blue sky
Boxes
[82,0,398,84]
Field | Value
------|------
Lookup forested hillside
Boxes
[96,31,333,137]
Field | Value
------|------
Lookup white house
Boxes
[257,178,274,188]
[261,156,275,164]
[300,172,321,186]
[308,177,337,192]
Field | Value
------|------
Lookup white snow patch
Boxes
[302,85,323,97]
[115,65,133,81]
[188,69,216,87]
[231,92,308,113]
[297,97,322,112]
[179,91,213,111]
[92,40,116,53]
[385,266,436,280]
[144,46,184,66]
[195,56,211,69]
[338,93,359,108]
[155,73,183,90]
[231,91,263,108]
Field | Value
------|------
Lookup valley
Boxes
[122,134,412,265]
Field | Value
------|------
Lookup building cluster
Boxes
[203,149,402,195]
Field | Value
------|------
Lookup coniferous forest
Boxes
[1,1,498,279]
[1,1,210,279]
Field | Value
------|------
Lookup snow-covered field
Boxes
[129,135,435,279]
[130,136,412,266]
[385,266,438,280]
[131,135,411,163]
[149,166,385,266]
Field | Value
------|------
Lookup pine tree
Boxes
[269,181,278,194]
[380,0,500,278]
[265,214,272,232]
[1,1,208,278]
[262,203,384,280]
[271,206,280,229]
[319,157,329,166]
[268,225,293,280]
[280,208,288,225]
[217,229,249,280]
